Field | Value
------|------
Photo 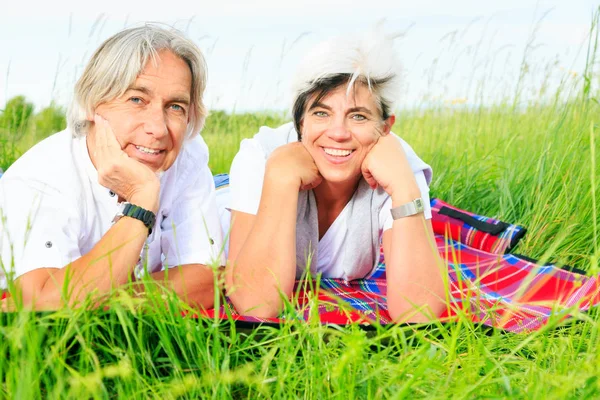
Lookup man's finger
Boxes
[94,113,107,150]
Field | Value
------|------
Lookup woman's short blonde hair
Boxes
[68,23,207,137]
[290,23,403,138]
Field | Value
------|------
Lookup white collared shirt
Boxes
[222,122,432,279]
[0,128,224,289]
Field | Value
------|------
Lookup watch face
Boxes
[415,198,424,211]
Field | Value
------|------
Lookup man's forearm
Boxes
[16,217,150,309]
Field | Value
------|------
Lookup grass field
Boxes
[1,21,600,400]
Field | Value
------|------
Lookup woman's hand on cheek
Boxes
[93,114,160,211]
[361,134,414,197]
[266,142,322,191]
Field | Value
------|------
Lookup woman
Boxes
[223,27,446,322]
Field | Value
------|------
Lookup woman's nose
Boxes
[327,117,351,141]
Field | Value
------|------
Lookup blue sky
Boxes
[1,0,597,113]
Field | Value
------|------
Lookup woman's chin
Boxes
[319,170,361,187]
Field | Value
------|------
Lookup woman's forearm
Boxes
[227,171,300,318]
[385,192,447,323]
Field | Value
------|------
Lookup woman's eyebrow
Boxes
[347,106,373,115]
[308,102,332,111]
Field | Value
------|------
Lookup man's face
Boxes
[91,49,192,172]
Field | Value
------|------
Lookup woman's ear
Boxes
[298,119,304,141]
[381,114,396,136]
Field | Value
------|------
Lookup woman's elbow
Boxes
[387,288,446,323]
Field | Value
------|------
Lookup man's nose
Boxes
[143,104,168,138]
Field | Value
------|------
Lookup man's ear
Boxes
[382,115,396,136]
[86,108,95,122]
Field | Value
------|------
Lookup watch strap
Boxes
[390,198,425,220]
[117,202,156,235]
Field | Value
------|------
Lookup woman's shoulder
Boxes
[389,132,432,185]
[249,122,298,157]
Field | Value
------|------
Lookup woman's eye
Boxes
[130,97,143,104]
[352,114,367,121]
[314,111,328,117]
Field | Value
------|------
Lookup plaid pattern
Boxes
[2,191,595,333]
[200,198,597,333]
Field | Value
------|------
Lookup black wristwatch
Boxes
[112,202,156,235]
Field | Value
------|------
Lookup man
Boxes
[0,24,223,310]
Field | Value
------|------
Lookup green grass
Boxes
[1,95,598,398]
[1,15,600,398]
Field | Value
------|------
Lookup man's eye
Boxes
[170,104,186,113]
[130,97,143,104]
[313,111,328,117]
[352,114,366,121]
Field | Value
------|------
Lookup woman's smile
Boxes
[320,146,356,164]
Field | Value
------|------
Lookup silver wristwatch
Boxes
[390,198,425,220]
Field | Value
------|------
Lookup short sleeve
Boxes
[380,170,432,232]
[0,179,82,285]
[160,165,225,268]
[229,138,267,215]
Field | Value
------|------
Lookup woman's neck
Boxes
[313,177,361,239]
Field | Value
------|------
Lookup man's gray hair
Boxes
[68,23,207,137]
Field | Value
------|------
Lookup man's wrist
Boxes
[128,185,160,214]
[113,202,157,235]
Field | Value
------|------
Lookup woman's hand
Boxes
[361,134,418,198]
[265,142,323,191]
[93,114,160,212]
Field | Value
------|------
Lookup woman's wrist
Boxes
[264,162,302,190]
[390,181,421,206]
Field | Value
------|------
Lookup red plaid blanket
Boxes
[200,199,597,333]
[2,199,595,333]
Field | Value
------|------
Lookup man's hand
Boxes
[266,142,323,191]
[93,114,160,212]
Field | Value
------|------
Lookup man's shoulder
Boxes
[1,129,82,194]
[163,134,210,189]
[179,133,209,166]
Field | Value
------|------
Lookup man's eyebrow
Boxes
[127,86,153,96]
[347,106,373,115]
[170,96,190,105]
[126,86,190,104]
[308,102,332,111]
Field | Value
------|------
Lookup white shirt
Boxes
[0,128,224,289]
[222,122,432,278]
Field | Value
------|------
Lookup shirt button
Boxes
[109,191,115,197]
[209,238,215,245]
[45,241,53,248]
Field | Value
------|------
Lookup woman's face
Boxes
[300,84,392,185]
